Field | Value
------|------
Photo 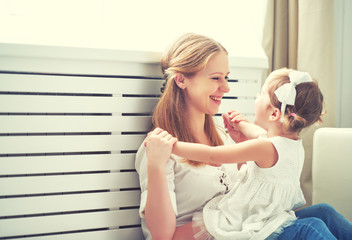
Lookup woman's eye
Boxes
[212,77,220,80]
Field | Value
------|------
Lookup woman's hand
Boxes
[145,127,178,168]
[223,110,248,143]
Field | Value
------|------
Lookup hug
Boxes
[135,33,352,240]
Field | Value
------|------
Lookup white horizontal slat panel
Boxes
[10,228,144,240]
[0,116,152,133]
[0,209,141,238]
[0,154,137,175]
[229,67,263,80]
[0,95,159,114]
[218,99,256,114]
[0,56,162,76]
[226,81,260,97]
[0,191,140,216]
[0,135,145,154]
[0,172,139,195]
[0,73,163,95]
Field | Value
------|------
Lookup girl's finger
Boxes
[234,115,248,123]
[158,130,169,138]
[163,133,174,142]
[229,111,240,119]
[222,113,231,123]
[149,127,163,136]
[169,137,178,145]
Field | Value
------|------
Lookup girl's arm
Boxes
[237,121,267,140]
[173,138,278,168]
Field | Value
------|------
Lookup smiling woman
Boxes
[0,0,266,54]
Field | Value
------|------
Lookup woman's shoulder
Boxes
[135,139,147,174]
[135,138,180,174]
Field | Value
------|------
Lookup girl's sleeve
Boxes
[135,142,178,218]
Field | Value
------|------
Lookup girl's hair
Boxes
[153,33,228,166]
[267,68,324,133]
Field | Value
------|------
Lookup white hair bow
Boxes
[274,71,312,121]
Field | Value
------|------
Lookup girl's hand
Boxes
[144,127,178,168]
[226,110,248,129]
[223,110,248,143]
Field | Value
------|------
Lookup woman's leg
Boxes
[296,203,352,239]
[274,217,337,240]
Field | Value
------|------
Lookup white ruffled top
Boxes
[203,136,306,240]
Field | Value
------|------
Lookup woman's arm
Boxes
[144,128,177,240]
[145,164,176,240]
[173,138,278,168]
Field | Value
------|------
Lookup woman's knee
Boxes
[295,217,327,230]
[307,217,326,227]
[296,203,336,219]
[313,203,336,213]
[279,218,334,239]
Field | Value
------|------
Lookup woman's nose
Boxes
[220,80,230,93]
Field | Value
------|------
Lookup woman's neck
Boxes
[186,109,220,166]
[186,110,210,145]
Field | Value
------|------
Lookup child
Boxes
[148,68,325,239]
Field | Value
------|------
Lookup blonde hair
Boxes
[266,68,324,133]
[153,33,228,166]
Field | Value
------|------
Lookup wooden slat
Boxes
[0,73,163,95]
[0,209,141,237]
[226,81,260,97]
[0,116,152,133]
[0,74,259,97]
[218,99,255,114]
[0,95,159,114]
[0,153,138,175]
[0,191,140,216]
[0,172,139,196]
[11,228,144,240]
[0,55,162,76]
[0,135,145,154]
[229,67,263,80]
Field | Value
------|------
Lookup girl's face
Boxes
[254,77,273,129]
[183,51,230,116]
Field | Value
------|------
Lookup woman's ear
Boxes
[270,108,281,121]
[174,74,186,89]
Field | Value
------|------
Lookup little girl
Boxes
[147,68,325,239]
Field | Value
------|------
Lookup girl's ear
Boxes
[270,108,281,121]
[174,74,186,89]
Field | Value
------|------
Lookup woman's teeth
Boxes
[210,96,221,101]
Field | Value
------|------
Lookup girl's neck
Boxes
[266,126,299,140]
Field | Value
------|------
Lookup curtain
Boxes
[262,0,336,206]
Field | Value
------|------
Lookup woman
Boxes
[135,33,351,240]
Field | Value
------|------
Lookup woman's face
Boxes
[183,51,230,115]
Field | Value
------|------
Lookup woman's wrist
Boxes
[148,161,166,173]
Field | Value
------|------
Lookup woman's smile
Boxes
[210,95,223,105]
